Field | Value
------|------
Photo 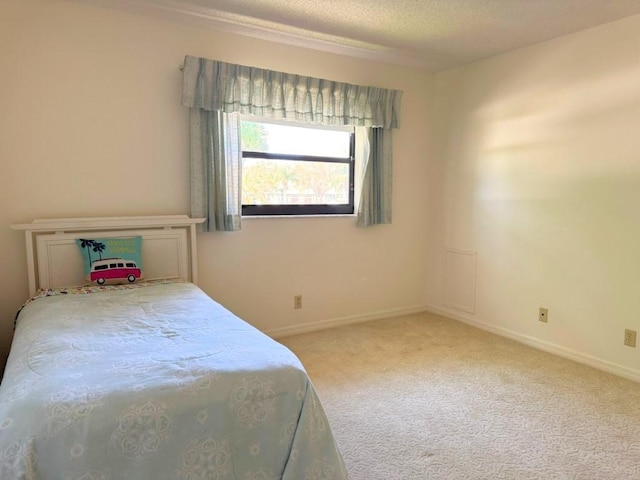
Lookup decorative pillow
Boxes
[75,237,144,285]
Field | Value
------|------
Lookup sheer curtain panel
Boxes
[189,110,242,231]
[357,127,393,227]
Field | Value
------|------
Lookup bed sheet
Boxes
[0,281,348,480]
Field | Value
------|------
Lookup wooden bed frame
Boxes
[11,215,204,296]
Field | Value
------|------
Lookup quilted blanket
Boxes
[0,281,348,480]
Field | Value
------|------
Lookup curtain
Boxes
[182,55,402,231]
[357,127,392,227]
[190,110,242,232]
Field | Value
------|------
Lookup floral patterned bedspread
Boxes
[0,282,348,480]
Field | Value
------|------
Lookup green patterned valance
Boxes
[181,55,402,129]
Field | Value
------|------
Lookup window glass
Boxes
[242,121,351,157]
[241,119,354,216]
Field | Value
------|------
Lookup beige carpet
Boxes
[279,312,640,480]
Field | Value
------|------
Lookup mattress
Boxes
[0,281,348,479]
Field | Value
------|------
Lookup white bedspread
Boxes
[0,282,348,480]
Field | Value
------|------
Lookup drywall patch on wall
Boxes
[444,248,477,313]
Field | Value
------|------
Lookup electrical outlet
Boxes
[538,307,549,323]
[624,329,636,348]
[294,295,302,310]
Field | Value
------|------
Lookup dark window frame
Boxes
[241,125,356,217]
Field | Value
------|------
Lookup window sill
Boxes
[242,214,356,220]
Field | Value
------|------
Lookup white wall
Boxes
[0,0,433,371]
[428,15,640,379]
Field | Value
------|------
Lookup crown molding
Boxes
[68,0,432,70]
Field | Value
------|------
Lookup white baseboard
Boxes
[265,305,428,339]
[265,302,640,384]
[425,304,640,384]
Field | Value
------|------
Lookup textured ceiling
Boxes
[72,0,640,70]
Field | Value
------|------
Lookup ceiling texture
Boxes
[72,0,640,70]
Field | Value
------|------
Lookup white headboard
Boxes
[11,215,205,296]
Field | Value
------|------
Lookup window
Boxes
[241,119,355,216]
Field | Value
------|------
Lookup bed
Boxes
[1,216,348,480]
